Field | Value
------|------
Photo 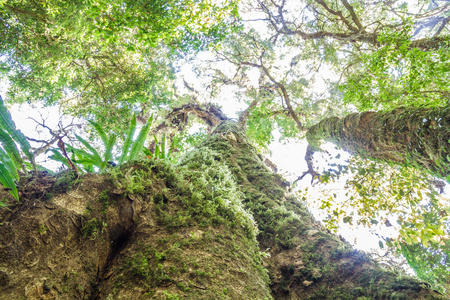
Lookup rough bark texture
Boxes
[0,121,444,299]
[307,106,450,179]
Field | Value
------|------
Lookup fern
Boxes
[49,114,154,172]
[0,96,34,167]
[0,128,22,171]
[144,133,177,161]
[0,163,18,200]
[127,115,153,161]
[0,97,36,201]
[118,115,137,165]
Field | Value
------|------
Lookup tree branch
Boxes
[340,0,363,30]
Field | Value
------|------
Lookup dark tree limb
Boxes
[258,0,449,51]
[28,115,81,157]
[295,145,321,185]
[238,99,260,126]
[220,46,306,132]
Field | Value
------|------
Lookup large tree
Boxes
[0,121,444,299]
[0,0,449,297]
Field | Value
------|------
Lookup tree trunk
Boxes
[307,106,450,179]
[0,121,443,299]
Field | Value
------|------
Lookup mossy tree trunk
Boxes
[307,106,450,179]
[0,121,443,299]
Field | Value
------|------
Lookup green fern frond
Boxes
[103,134,117,169]
[128,115,153,161]
[0,147,19,180]
[0,128,22,171]
[118,114,137,165]
[0,96,34,167]
[89,120,109,148]
[0,162,18,200]
[74,134,103,166]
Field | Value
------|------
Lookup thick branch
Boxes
[259,63,305,131]
[238,99,260,126]
[307,107,450,179]
[340,0,363,30]
[260,0,449,51]
[149,103,228,143]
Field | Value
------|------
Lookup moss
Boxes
[53,170,79,193]
[81,218,106,240]
[83,121,440,299]
[97,189,112,216]
[43,192,54,201]
[176,146,259,239]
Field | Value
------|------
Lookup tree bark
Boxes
[0,121,443,299]
[306,106,450,179]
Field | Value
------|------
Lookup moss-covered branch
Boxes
[307,106,450,179]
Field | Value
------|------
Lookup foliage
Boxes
[341,21,450,111]
[118,115,153,164]
[0,97,34,200]
[1,0,450,294]
[311,155,450,291]
[401,238,450,292]
[0,0,240,132]
[143,134,178,162]
[48,114,153,172]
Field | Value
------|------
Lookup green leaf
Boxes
[0,162,18,200]
[0,198,10,210]
[386,238,393,247]
[0,147,19,180]
[89,120,109,148]
[142,148,152,157]
[161,134,166,159]
[102,134,117,170]
[74,134,103,166]
[154,143,160,158]
[128,115,153,161]
[67,145,96,162]
[0,96,34,167]
[0,128,22,170]
[46,149,71,168]
[118,114,137,165]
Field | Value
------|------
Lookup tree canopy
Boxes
[0,0,449,295]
